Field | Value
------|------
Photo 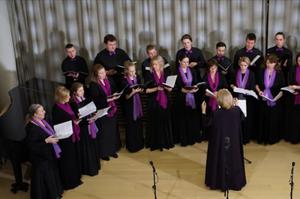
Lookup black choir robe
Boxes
[61,55,89,89]
[94,48,131,90]
[209,55,234,82]
[144,70,174,151]
[70,98,100,176]
[284,66,300,143]
[121,76,144,152]
[203,106,246,191]
[175,47,206,78]
[230,70,258,143]
[89,78,121,158]
[256,68,285,144]
[52,104,82,190]
[26,122,63,199]
[172,68,201,146]
[266,46,292,84]
[233,47,264,77]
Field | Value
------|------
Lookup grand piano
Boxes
[0,78,61,193]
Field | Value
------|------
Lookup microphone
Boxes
[149,161,156,172]
[292,162,295,167]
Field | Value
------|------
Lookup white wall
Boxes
[0,0,18,112]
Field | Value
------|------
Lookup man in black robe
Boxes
[233,33,264,77]
[267,32,293,85]
[94,34,131,90]
[61,44,89,89]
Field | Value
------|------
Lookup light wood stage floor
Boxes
[1,141,300,199]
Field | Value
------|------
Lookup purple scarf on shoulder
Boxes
[263,69,277,107]
[98,79,117,117]
[236,69,250,89]
[153,71,168,109]
[73,96,98,139]
[295,66,300,104]
[207,71,219,111]
[31,119,62,158]
[126,76,143,120]
[178,66,196,109]
[56,102,80,142]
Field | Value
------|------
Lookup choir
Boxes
[24,32,300,197]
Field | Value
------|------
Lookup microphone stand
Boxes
[149,161,158,199]
[289,162,295,199]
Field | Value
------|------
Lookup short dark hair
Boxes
[178,54,189,62]
[216,42,226,49]
[207,59,218,69]
[104,34,117,44]
[146,44,157,52]
[181,34,192,42]
[65,43,74,49]
[275,32,285,39]
[246,33,256,41]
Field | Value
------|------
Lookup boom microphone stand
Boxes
[149,161,158,199]
[289,162,295,199]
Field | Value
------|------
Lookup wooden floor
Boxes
[1,141,300,199]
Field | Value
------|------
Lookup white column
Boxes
[0,0,18,111]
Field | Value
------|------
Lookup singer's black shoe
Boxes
[101,157,110,161]
[111,153,118,158]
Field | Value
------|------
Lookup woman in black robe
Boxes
[202,59,228,140]
[202,89,246,191]
[121,61,144,152]
[52,86,82,190]
[70,82,100,176]
[26,104,63,199]
[255,54,285,144]
[173,54,201,146]
[284,53,300,143]
[145,55,174,151]
[89,64,121,161]
[230,57,258,144]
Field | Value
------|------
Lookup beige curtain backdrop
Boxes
[7,0,299,84]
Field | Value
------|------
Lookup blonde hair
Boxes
[90,64,105,83]
[55,86,70,103]
[238,56,251,66]
[124,61,136,76]
[216,89,233,110]
[150,55,165,71]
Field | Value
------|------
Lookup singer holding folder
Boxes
[284,53,300,144]
[70,82,100,176]
[230,57,258,144]
[121,61,144,152]
[255,54,285,144]
[25,104,63,199]
[89,64,121,161]
[52,86,82,190]
[202,89,246,191]
[173,54,201,146]
[145,55,174,151]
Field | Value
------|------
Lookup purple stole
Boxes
[56,102,80,142]
[153,70,168,109]
[207,72,220,111]
[178,66,196,109]
[73,96,98,139]
[263,69,277,107]
[98,78,117,117]
[295,66,300,104]
[126,76,143,120]
[236,69,250,89]
[31,119,61,158]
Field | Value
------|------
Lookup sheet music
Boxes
[54,121,73,139]
[90,107,111,120]
[117,65,125,68]
[261,92,282,102]
[250,55,261,66]
[107,85,128,98]
[79,101,97,119]
[236,99,247,117]
[233,87,258,99]
[281,86,295,94]
[205,89,216,97]
[162,75,177,88]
